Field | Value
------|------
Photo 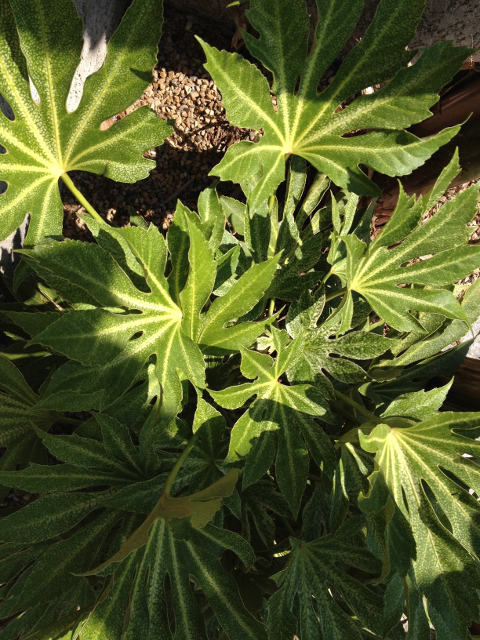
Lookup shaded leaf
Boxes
[211,328,335,516]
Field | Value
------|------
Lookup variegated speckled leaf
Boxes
[286,307,394,396]
[82,518,267,640]
[360,412,480,637]
[267,517,383,640]
[210,327,335,516]
[0,401,235,632]
[0,0,172,252]
[8,203,279,417]
[200,0,472,206]
[341,157,480,332]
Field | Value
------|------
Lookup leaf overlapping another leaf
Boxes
[341,152,480,332]
[7,199,279,415]
[82,518,267,640]
[360,409,480,637]
[0,355,55,499]
[287,311,394,396]
[200,0,472,206]
[267,517,383,640]
[211,328,336,516]
[0,397,253,640]
[0,0,172,276]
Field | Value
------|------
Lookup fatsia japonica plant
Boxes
[0,0,480,638]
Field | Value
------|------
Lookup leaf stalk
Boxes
[50,416,85,426]
[61,173,106,225]
[163,431,200,498]
[333,389,384,426]
[325,287,346,303]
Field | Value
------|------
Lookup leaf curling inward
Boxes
[83,469,239,575]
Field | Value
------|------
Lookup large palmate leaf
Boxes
[200,0,472,206]
[360,409,480,637]
[81,518,267,640]
[341,155,480,332]
[0,397,246,639]
[7,201,279,416]
[0,0,172,256]
[267,517,383,640]
[210,327,335,516]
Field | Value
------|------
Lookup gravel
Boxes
[63,6,255,238]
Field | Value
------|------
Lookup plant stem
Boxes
[331,402,361,425]
[163,432,199,498]
[268,298,276,316]
[325,287,346,302]
[333,389,384,425]
[61,173,105,225]
[281,516,297,537]
[325,288,348,324]
[321,270,332,286]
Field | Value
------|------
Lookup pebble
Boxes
[61,7,261,239]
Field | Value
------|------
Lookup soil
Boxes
[63,5,480,252]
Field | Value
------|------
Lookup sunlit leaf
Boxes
[211,327,335,516]
[360,411,480,637]
[0,0,172,264]
[200,0,471,206]
[7,203,278,416]
[342,154,480,331]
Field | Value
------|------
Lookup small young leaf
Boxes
[211,328,335,516]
